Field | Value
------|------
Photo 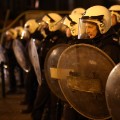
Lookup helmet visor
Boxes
[78,15,103,39]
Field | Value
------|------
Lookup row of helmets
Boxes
[20,7,85,40]
[5,5,120,42]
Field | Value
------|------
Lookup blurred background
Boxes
[0,1,119,120]
[0,0,120,30]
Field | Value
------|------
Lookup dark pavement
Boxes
[0,84,32,120]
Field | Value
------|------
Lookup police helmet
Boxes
[80,5,111,35]
[109,5,120,23]
[42,13,62,31]
[62,7,85,36]
[5,28,17,40]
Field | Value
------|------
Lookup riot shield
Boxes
[44,44,69,101]
[105,63,120,120]
[57,44,115,119]
[28,38,42,86]
[12,39,31,72]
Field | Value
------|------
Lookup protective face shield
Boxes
[60,8,85,37]
[78,5,112,39]
[42,13,62,32]
[5,28,17,40]
[63,13,83,36]
[21,29,30,40]
[109,5,120,23]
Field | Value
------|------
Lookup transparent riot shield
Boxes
[44,44,69,101]
[12,39,31,72]
[57,44,115,119]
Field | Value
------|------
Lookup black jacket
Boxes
[38,30,67,70]
[91,28,120,64]
[69,28,120,64]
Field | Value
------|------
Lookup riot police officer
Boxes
[13,26,25,89]
[59,8,89,120]
[31,12,68,120]
[19,19,42,113]
[60,5,120,120]
[2,26,28,97]
[3,28,19,94]
[109,5,120,45]
[79,5,120,64]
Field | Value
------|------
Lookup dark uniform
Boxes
[31,30,68,120]
[20,30,43,113]
[111,23,120,45]
[3,38,18,94]
[61,27,120,120]
[89,28,120,64]
[60,35,90,120]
